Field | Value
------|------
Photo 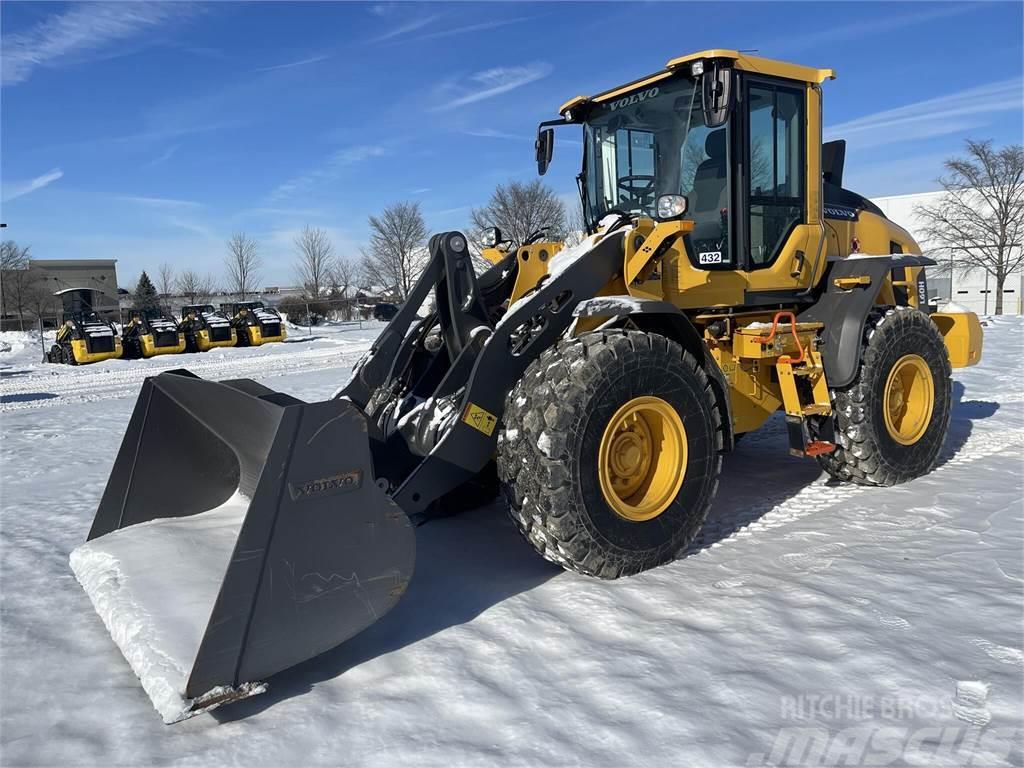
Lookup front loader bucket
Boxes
[70,370,414,723]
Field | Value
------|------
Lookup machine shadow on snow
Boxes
[936,380,999,468]
[0,392,58,404]
[214,380,1002,723]
[212,506,561,722]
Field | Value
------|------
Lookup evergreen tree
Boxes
[133,271,160,312]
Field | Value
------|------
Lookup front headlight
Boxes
[656,194,688,220]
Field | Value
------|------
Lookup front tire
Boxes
[818,306,952,486]
[497,330,723,579]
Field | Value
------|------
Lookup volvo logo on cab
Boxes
[608,87,659,111]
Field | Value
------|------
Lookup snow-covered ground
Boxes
[1,317,1021,767]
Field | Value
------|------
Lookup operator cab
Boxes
[537,50,860,291]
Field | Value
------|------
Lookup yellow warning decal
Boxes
[463,402,498,436]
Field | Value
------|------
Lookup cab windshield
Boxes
[583,76,728,252]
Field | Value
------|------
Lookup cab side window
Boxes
[747,83,804,268]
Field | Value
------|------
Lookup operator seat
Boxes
[688,129,729,256]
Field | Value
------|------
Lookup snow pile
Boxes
[69,493,266,723]
[0,331,34,359]
[500,227,628,325]
[146,318,178,334]
[545,231,605,280]
[935,301,976,315]
[571,295,652,318]
[254,308,282,323]
[202,311,231,327]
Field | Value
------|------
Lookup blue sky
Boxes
[2,1,1022,288]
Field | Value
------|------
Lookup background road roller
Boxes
[221,300,286,345]
[120,308,187,359]
[46,288,122,365]
[179,304,237,352]
[71,50,983,722]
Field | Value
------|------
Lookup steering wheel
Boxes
[617,175,657,210]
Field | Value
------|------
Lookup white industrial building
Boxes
[871,190,1022,315]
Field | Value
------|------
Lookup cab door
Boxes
[737,76,826,299]
[664,72,826,309]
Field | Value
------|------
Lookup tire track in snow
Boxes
[0,345,369,412]
[688,425,1024,555]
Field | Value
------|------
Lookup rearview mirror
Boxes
[701,64,733,128]
[535,128,554,175]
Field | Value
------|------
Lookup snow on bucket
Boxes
[71,494,266,723]
[72,371,415,722]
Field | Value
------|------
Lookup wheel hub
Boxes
[598,396,687,522]
[883,354,934,445]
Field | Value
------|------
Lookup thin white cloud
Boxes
[413,16,534,42]
[430,205,473,217]
[234,207,328,220]
[117,195,215,239]
[256,54,333,73]
[778,4,977,52]
[145,144,180,167]
[3,168,64,202]
[410,187,432,194]
[826,78,1023,149]
[2,2,191,86]
[270,145,388,201]
[369,15,440,43]
[464,128,528,141]
[434,63,552,112]
[465,127,582,147]
[118,195,200,208]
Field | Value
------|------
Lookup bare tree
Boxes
[915,140,1024,315]
[328,257,356,298]
[470,179,568,252]
[294,225,334,299]
[564,200,588,247]
[25,275,59,325]
[362,201,429,300]
[326,257,357,319]
[225,232,262,300]
[1,240,39,330]
[1,240,29,271]
[156,262,176,299]
[176,270,216,304]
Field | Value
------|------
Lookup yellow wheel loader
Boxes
[71,50,983,722]
[46,288,122,365]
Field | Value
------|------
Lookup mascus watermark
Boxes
[746,688,1018,766]
[781,694,950,722]
[746,724,1016,767]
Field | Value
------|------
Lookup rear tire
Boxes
[497,330,723,579]
[818,306,951,486]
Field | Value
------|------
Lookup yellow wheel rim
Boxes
[883,354,934,445]
[598,396,687,522]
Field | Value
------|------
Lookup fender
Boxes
[799,254,935,389]
[574,295,735,451]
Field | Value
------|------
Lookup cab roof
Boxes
[558,49,835,116]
